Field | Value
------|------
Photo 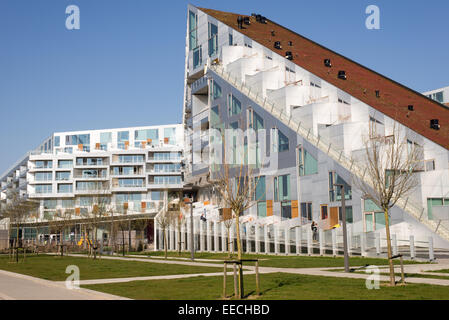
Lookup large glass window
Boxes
[153,176,181,185]
[329,172,352,201]
[116,193,142,204]
[76,181,104,191]
[298,147,318,176]
[254,176,266,201]
[100,132,112,150]
[208,22,218,57]
[228,94,242,116]
[35,160,52,169]
[193,46,202,69]
[212,81,222,100]
[300,202,312,223]
[35,172,52,181]
[210,106,220,127]
[151,191,163,201]
[35,184,52,194]
[43,199,57,209]
[118,155,144,163]
[189,10,198,50]
[58,160,73,169]
[164,127,176,145]
[66,134,90,146]
[56,171,71,181]
[135,129,159,143]
[278,130,289,152]
[62,199,75,208]
[274,175,290,201]
[338,206,353,223]
[58,184,73,193]
[54,136,60,147]
[118,178,144,187]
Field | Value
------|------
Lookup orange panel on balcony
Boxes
[267,200,273,216]
[291,200,299,218]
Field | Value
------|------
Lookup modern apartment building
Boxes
[423,86,449,106]
[177,6,449,251]
[0,124,184,242]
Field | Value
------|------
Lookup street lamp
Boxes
[184,197,195,261]
[334,184,350,273]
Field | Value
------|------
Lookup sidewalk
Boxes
[0,269,129,300]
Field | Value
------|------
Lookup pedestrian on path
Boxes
[311,221,318,241]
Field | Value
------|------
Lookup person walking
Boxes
[311,221,318,241]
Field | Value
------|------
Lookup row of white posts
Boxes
[154,218,436,261]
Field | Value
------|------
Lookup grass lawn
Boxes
[0,254,222,281]
[83,272,449,300]
[430,269,449,274]
[132,251,423,269]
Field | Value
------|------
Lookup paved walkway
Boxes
[0,269,129,300]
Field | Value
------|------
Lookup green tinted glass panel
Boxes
[375,212,385,230]
[364,199,382,212]
[365,213,374,232]
[257,202,267,217]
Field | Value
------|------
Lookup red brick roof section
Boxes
[198,7,449,150]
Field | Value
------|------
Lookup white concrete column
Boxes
[245,224,250,253]
[200,220,205,252]
[361,232,367,257]
[187,217,192,252]
[347,226,352,256]
[274,226,279,255]
[392,234,398,256]
[264,225,269,254]
[375,232,381,255]
[230,226,235,253]
[285,226,290,255]
[332,228,337,257]
[214,222,219,252]
[175,225,179,252]
[255,224,261,254]
[409,235,415,260]
[154,221,158,251]
[295,226,302,255]
[221,223,226,253]
[307,228,312,255]
[429,236,435,261]
[206,220,211,252]
[319,229,324,256]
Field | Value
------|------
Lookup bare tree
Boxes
[0,191,39,262]
[50,208,74,257]
[221,208,235,258]
[355,120,421,286]
[155,205,177,259]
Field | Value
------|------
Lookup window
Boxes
[58,160,73,169]
[54,136,60,147]
[254,176,266,201]
[151,191,162,201]
[76,181,104,191]
[35,160,52,169]
[338,206,353,223]
[116,193,142,204]
[428,91,444,103]
[278,130,289,152]
[118,155,144,163]
[43,199,57,210]
[193,46,202,69]
[62,199,74,208]
[228,94,241,116]
[118,178,144,187]
[35,184,52,194]
[329,172,352,201]
[189,10,198,50]
[164,127,176,145]
[153,176,181,185]
[117,131,129,149]
[298,147,318,176]
[135,129,158,142]
[56,172,71,181]
[35,172,52,181]
[58,184,73,193]
[208,22,218,57]
[100,132,112,150]
[152,152,181,161]
[77,158,104,166]
[274,175,290,201]
[154,163,181,173]
[66,134,90,146]
[320,205,328,220]
[364,211,385,232]
[210,106,220,127]
[229,33,233,45]
[212,81,222,100]
[300,202,312,223]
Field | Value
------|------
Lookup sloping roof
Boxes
[198,7,449,150]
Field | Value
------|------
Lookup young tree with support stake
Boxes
[355,120,421,286]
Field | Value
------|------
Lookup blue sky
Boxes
[0,0,448,174]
